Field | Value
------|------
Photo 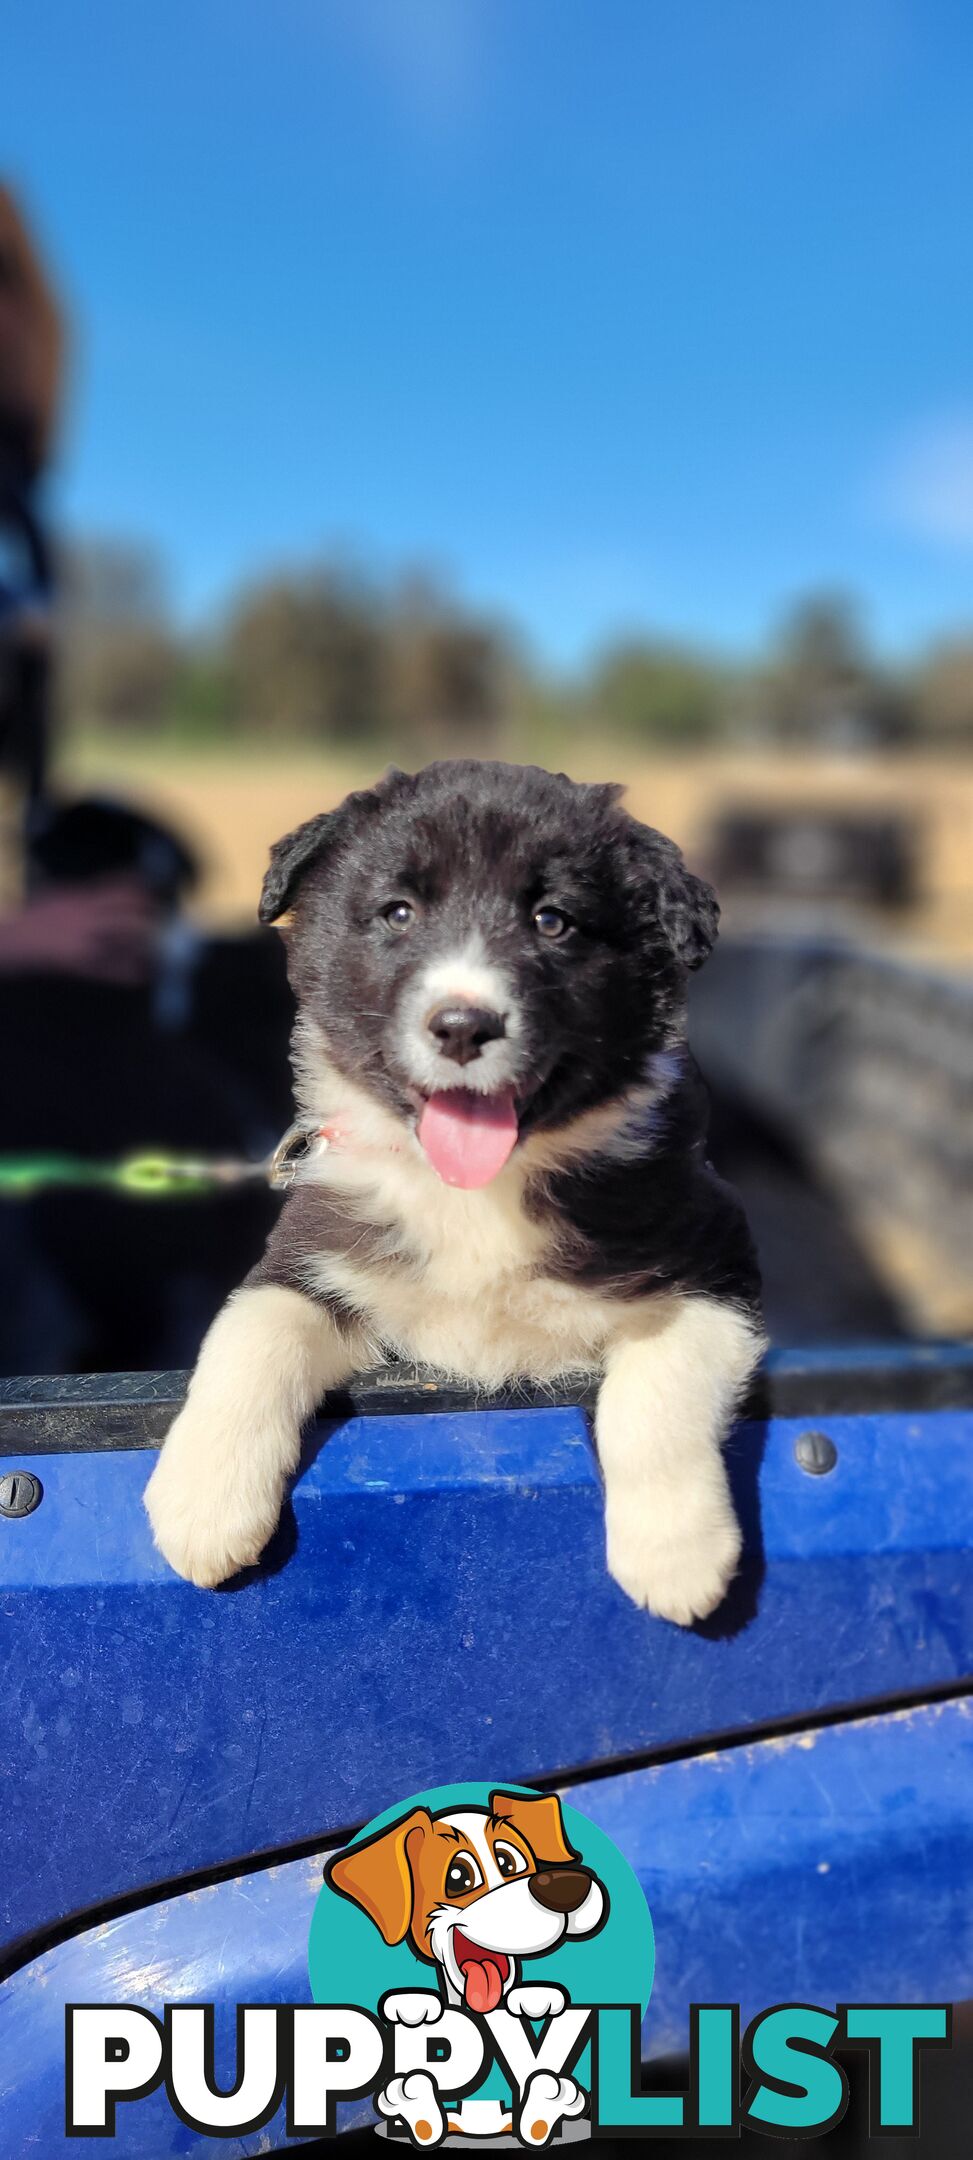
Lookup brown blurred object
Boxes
[0,183,64,896]
[65,741,973,964]
[0,877,157,984]
[915,638,973,745]
[0,182,64,482]
[220,564,507,751]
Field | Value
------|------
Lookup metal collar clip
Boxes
[266,1122,329,1191]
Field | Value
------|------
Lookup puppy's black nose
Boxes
[528,1868,592,1915]
[427,1003,506,1066]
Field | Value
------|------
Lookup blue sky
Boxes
[5,0,973,667]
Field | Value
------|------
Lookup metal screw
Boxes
[0,1470,43,1517]
[794,1430,838,1477]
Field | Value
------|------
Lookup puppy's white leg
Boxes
[596,1296,762,1625]
[382,1992,446,2028]
[144,1285,366,1588]
[377,2071,446,2147]
[506,1983,567,2021]
[517,2070,586,2146]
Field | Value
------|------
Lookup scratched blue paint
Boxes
[1,1407,972,1958]
[2,1700,970,2156]
[572,1698,973,2053]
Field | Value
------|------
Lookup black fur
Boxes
[541,1055,760,1309]
[251,760,759,1326]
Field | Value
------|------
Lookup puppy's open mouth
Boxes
[417,1088,520,1190]
[452,1927,511,2013]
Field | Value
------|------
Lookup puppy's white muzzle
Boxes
[448,1874,604,1959]
[395,945,524,1099]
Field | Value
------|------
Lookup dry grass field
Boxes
[64,735,973,966]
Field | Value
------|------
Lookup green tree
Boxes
[60,536,178,731]
[912,640,973,745]
[224,567,384,740]
[759,593,909,745]
[386,575,507,751]
[586,640,725,746]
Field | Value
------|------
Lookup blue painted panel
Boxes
[2,1408,973,1955]
[571,1697,973,2054]
[2,1699,970,2157]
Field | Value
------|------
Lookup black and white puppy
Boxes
[145,760,763,1623]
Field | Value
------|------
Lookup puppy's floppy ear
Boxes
[258,771,413,924]
[489,1790,579,1868]
[657,854,720,972]
[258,810,343,924]
[581,779,626,811]
[325,1807,432,1946]
[629,821,720,972]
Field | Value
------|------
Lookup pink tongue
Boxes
[418,1089,519,1189]
[462,1956,505,2015]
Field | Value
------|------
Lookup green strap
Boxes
[0,1152,246,1198]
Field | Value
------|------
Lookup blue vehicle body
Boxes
[1,1348,972,2153]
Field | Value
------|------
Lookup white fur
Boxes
[419,935,513,1016]
[431,1874,565,1974]
[518,2070,587,2145]
[383,1993,445,2027]
[507,1984,568,2020]
[395,934,522,1099]
[377,2070,446,2145]
[564,1877,605,1939]
[447,2099,512,2137]
[144,1285,372,1587]
[596,1297,762,1623]
[436,1809,503,1881]
[146,1021,761,1619]
[425,1804,536,2005]
[293,1019,662,1390]
[422,1808,603,2007]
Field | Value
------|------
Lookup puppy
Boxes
[326,1788,606,2012]
[145,760,763,1622]
[327,1788,603,2142]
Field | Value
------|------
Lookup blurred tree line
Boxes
[58,537,973,754]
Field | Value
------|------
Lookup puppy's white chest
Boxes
[308,1162,615,1387]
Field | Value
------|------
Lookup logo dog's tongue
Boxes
[418,1089,518,1189]
[458,1948,506,2014]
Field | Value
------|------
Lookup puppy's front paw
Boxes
[518,2071,586,2146]
[381,1991,444,2027]
[377,2071,446,2147]
[507,1983,567,2021]
[606,1487,742,1626]
[144,1408,285,1588]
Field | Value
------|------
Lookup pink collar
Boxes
[266,1117,403,1188]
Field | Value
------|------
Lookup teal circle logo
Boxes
[309,1781,653,2137]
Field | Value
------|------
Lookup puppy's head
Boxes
[261,760,717,1188]
[326,1789,606,2011]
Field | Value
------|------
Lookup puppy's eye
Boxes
[533,905,571,940]
[493,1842,528,1880]
[445,1852,482,1897]
[383,900,417,933]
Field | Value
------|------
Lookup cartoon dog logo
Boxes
[326,1788,608,2143]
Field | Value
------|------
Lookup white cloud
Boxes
[876,415,973,546]
[345,0,488,128]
